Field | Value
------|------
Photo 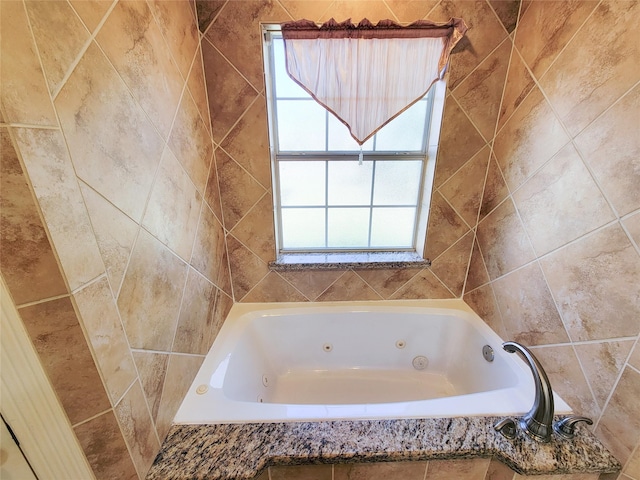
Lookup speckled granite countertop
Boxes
[146,416,620,479]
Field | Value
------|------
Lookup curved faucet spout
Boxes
[503,341,554,442]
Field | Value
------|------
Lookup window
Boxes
[264,27,445,261]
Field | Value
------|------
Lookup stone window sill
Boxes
[269,252,431,271]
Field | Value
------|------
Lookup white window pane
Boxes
[327,113,374,152]
[375,100,428,151]
[328,161,373,206]
[327,208,370,248]
[373,160,422,205]
[370,208,416,248]
[281,208,325,249]
[279,161,325,206]
[277,100,326,151]
[273,38,308,98]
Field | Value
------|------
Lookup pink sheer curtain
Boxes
[281,18,468,146]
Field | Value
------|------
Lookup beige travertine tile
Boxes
[430,0,508,90]
[219,98,272,189]
[530,345,600,421]
[96,0,184,140]
[465,237,490,294]
[271,464,332,480]
[146,0,200,80]
[216,249,234,299]
[79,181,138,292]
[595,366,640,466]
[204,0,288,89]
[0,129,67,305]
[319,1,394,23]
[74,409,138,480]
[479,154,509,221]
[69,0,113,33]
[385,0,440,23]
[0,0,57,125]
[187,46,212,135]
[230,192,276,264]
[624,441,640,478]
[24,0,90,94]
[335,461,427,480]
[513,474,598,480]
[439,145,491,227]
[623,211,640,248]
[211,288,233,336]
[278,270,344,301]
[19,297,111,425]
[493,87,569,191]
[485,456,514,480]
[14,128,104,290]
[202,39,259,144]
[540,0,639,137]
[354,268,422,300]
[425,458,491,479]
[497,49,535,130]
[629,342,640,371]
[155,354,204,440]
[226,234,270,301]
[574,340,634,409]
[515,0,598,78]
[279,0,333,22]
[196,0,226,32]
[390,268,453,300]
[424,191,470,261]
[434,97,487,188]
[574,84,640,217]
[73,277,137,405]
[242,272,308,303]
[190,202,226,287]
[114,380,160,479]
[216,147,267,230]
[464,283,507,339]
[513,143,615,256]
[169,87,214,195]
[173,268,218,355]
[430,230,474,297]
[204,149,224,223]
[492,262,569,346]
[55,42,164,223]
[142,147,202,261]
[317,271,383,301]
[132,351,169,421]
[118,229,188,350]
[476,197,536,280]
[452,39,511,141]
[489,0,520,34]
[540,224,640,341]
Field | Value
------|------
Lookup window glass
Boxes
[277,100,326,151]
[328,161,373,206]
[373,160,422,205]
[327,208,370,248]
[280,161,325,206]
[281,208,325,248]
[370,207,416,247]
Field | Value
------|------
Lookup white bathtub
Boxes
[175,299,570,424]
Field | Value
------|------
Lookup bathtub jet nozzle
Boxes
[502,341,555,443]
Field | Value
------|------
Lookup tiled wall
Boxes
[196,0,518,302]
[0,1,231,478]
[462,1,640,480]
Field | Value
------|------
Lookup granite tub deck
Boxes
[146,417,620,479]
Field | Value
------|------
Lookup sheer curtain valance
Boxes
[281,17,468,146]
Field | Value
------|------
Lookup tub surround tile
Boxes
[464,238,490,294]
[319,1,393,24]
[430,231,474,297]
[485,456,515,480]
[0,1,57,125]
[0,130,67,305]
[489,0,520,34]
[230,193,276,264]
[540,224,640,342]
[73,277,137,405]
[629,342,640,371]
[479,154,509,222]
[196,1,226,33]
[623,211,640,248]
[426,458,491,479]
[424,191,470,261]
[354,268,422,300]
[241,272,307,303]
[278,270,344,301]
[497,49,535,131]
[19,297,111,425]
[74,409,138,480]
[539,0,639,137]
[96,0,184,140]
[271,464,332,480]
[574,84,640,217]
[390,269,453,300]
[190,203,226,287]
[204,150,224,224]
[316,271,383,302]
[623,442,640,478]
[464,283,507,340]
[147,417,619,480]
[227,234,270,301]
[187,46,212,136]
[132,351,169,421]
[14,127,104,291]
[69,0,113,33]
[335,461,427,480]
[55,42,164,223]
[117,229,188,351]
[278,0,335,23]
[24,0,90,95]
[79,181,138,292]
